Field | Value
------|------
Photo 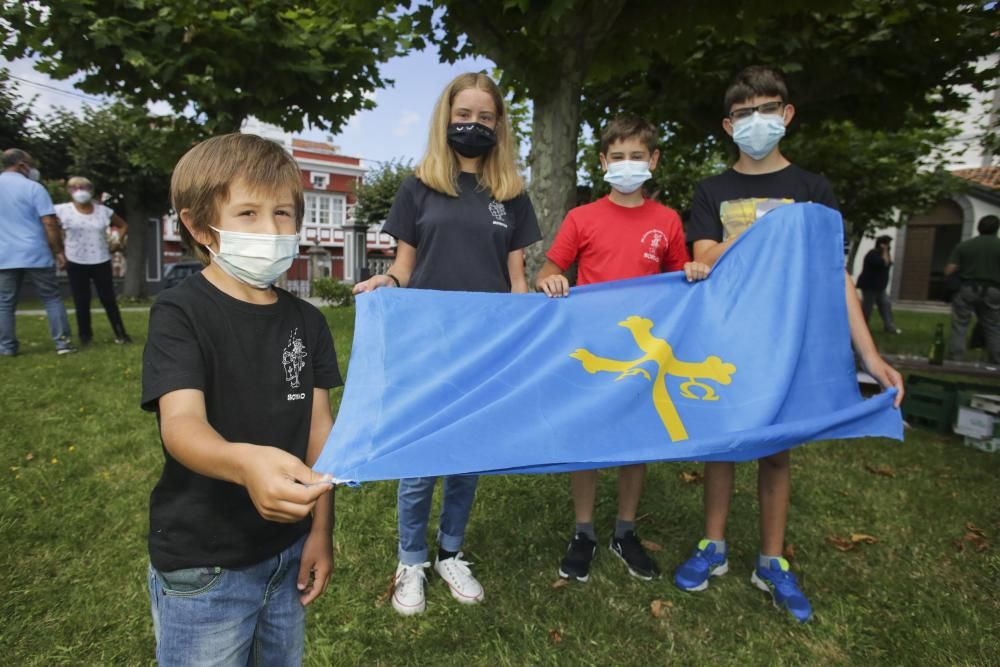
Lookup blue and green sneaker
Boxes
[673,539,729,592]
[750,557,813,623]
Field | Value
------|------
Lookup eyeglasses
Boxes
[728,101,784,122]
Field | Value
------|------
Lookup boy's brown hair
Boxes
[723,66,789,114]
[171,133,305,264]
[600,115,658,155]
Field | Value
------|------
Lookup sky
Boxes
[4,48,498,168]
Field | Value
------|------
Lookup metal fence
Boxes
[285,279,312,298]
[281,257,393,298]
[366,257,393,277]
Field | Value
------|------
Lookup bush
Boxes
[312,277,354,307]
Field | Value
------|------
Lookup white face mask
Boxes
[24,166,41,182]
[206,226,300,289]
[603,159,652,194]
[71,190,93,204]
[732,111,786,160]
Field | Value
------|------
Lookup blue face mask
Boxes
[206,227,300,289]
[732,112,786,160]
[603,159,652,194]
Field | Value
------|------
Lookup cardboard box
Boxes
[963,435,1000,454]
[954,406,1000,439]
[969,394,1000,415]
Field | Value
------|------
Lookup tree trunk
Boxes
[123,196,150,299]
[525,70,584,280]
[444,0,629,281]
[845,225,865,277]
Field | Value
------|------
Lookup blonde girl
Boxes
[353,72,541,615]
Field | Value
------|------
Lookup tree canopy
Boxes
[353,159,415,228]
[4,0,995,289]
[0,69,35,150]
[2,0,407,133]
[419,0,998,273]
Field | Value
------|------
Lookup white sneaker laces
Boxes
[441,556,473,577]
[396,562,428,595]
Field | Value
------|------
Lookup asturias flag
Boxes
[315,203,902,483]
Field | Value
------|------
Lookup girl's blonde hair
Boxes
[415,72,524,201]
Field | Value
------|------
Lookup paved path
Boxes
[895,300,951,314]
[15,297,326,316]
[15,306,151,316]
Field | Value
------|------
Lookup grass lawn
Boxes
[1,307,998,665]
[870,307,993,364]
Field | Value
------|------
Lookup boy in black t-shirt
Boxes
[677,67,904,623]
[142,134,341,665]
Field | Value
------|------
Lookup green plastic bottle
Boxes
[928,323,945,365]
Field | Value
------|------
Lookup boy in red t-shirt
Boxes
[535,115,710,582]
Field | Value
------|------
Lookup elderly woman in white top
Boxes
[54,176,131,344]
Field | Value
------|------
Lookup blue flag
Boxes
[315,203,902,483]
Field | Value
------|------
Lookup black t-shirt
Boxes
[383,173,542,292]
[686,164,839,244]
[857,248,891,291]
[141,273,342,571]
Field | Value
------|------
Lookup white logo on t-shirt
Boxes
[488,200,508,228]
[282,329,308,393]
[640,229,667,262]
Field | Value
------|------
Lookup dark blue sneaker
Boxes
[750,557,813,623]
[674,540,729,592]
[609,531,661,580]
[559,532,597,582]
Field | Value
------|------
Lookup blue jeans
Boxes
[148,535,306,667]
[0,267,72,355]
[397,475,479,565]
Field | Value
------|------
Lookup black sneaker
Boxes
[609,531,661,580]
[559,532,597,582]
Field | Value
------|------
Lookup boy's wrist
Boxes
[310,494,335,533]
[860,348,883,365]
[227,443,256,487]
[309,515,334,535]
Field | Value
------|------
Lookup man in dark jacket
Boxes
[857,235,901,335]
[945,215,1000,362]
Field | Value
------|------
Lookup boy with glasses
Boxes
[676,66,903,623]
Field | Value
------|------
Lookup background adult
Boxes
[945,214,1000,362]
[856,235,901,335]
[0,148,75,356]
[55,176,132,344]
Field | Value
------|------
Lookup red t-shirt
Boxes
[546,196,690,286]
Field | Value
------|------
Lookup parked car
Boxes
[162,261,203,289]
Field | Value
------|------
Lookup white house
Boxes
[853,54,1000,302]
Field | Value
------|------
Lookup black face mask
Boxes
[446,122,497,158]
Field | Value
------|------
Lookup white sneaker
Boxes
[391,562,429,616]
[434,552,485,605]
